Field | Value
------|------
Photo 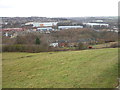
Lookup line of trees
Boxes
[2,28,118,52]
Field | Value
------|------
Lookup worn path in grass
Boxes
[2,48,118,88]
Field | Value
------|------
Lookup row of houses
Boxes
[0,28,28,37]
[0,28,25,32]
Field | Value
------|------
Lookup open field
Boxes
[2,48,118,88]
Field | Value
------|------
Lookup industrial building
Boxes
[58,26,83,30]
[83,23,109,27]
[25,22,58,27]
[25,22,58,32]
[37,27,53,31]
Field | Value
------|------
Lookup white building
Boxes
[37,27,53,31]
[5,32,8,37]
[58,26,83,30]
[84,23,109,27]
[25,22,34,25]
[92,20,104,22]
[25,22,58,27]
[49,43,58,47]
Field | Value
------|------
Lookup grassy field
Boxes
[2,48,118,88]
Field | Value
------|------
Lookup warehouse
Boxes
[25,22,58,27]
[37,27,53,31]
[84,23,109,27]
[58,26,83,30]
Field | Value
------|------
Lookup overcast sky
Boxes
[0,0,119,17]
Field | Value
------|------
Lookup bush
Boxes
[2,44,49,53]
[109,42,119,48]
[3,44,26,52]
[77,43,88,50]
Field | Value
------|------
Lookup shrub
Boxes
[2,44,26,52]
[109,42,119,48]
[2,44,50,53]
[35,37,41,45]
[77,43,87,50]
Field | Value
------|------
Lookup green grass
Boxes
[2,48,118,88]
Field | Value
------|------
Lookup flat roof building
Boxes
[83,23,109,27]
[25,22,58,27]
[37,27,53,31]
[58,26,83,30]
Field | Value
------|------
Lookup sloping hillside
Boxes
[2,48,118,88]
